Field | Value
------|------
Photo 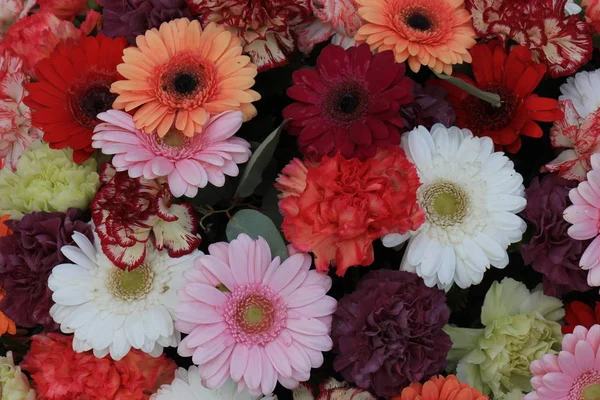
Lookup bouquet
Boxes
[1,0,600,399]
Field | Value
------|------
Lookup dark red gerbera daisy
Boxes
[282,44,414,161]
[24,34,126,163]
[437,41,563,153]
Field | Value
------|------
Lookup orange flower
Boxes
[0,214,11,237]
[0,287,16,336]
[111,18,261,138]
[393,375,488,400]
[354,0,477,74]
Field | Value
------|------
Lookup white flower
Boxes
[564,0,582,15]
[151,366,277,400]
[559,69,600,119]
[48,231,199,361]
[0,351,36,400]
[382,125,527,290]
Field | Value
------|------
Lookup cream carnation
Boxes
[0,351,36,400]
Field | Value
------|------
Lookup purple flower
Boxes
[0,209,93,331]
[332,270,451,398]
[400,83,456,130]
[100,0,194,44]
[521,174,590,297]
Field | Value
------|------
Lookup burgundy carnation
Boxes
[0,209,92,331]
[283,44,414,161]
[332,270,451,397]
[100,0,193,44]
[400,83,456,130]
[521,174,591,297]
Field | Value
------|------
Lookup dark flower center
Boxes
[173,73,198,95]
[325,82,369,124]
[71,84,116,128]
[338,94,360,114]
[406,12,432,31]
[463,84,519,133]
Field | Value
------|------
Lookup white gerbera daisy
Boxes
[382,125,527,290]
[151,366,277,400]
[48,231,200,360]
[564,0,582,15]
[559,69,600,118]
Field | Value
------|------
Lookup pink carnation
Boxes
[93,110,251,198]
[0,0,35,38]
[0,11,100,75]
[525,325,600,400]
[175,234,337,395]
[542,100,600,181]
[37,0,88,20]
[0,51,41,170]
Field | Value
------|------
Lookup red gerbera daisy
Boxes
[282,43,414,161]
[437,41,563,153]
[24,35,126,163]
[562,301,600,334]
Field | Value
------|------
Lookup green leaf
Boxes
[226,209,288,261]
[234,121,286,198]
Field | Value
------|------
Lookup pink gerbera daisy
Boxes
[92,110,251,198]
[525,325,600,400]
[175,233,337,395]
[564,154,600,287]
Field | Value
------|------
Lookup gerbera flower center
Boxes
[406,11,432,31]
[570,372,600,399]
[463,84,519,132]
[224,283,287,346]
[160,129,189,148]
[70,84,116,128]
[173,73,198,95]
[420,180,470,227]
[108,264,154,301]
[324,81,369,124]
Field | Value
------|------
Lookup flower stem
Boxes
[433,71,502,108]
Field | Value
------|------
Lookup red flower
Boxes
[91,163,201,271]
[466,0,592,78]
[276,147,424,276]
[562,301,600,334]
[21,333,176,400]
[283,44,414,161]
[25,35,126,163]
[437,41,563,153]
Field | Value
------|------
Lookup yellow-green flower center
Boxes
[584,384,600,400]
[246,305,264,324]
[161,129,188,148]
[420,180,470,227]
[109,264,154,301]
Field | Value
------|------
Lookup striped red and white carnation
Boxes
[185,0,312,71]
[466,0,593,77]
[91,163,201,271]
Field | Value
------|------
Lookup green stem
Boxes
[433,71,502,108]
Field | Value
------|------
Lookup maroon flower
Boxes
[400,83,456,130]
[332,270,451,397]
[0,208,92,331]
[283,44,414,161]
[521,174,591,297]
[91,163,201,271]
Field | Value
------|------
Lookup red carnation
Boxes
[437,41,563,153]
[283,44,414,161]
[276,147,424,276]
[91,163,201,271]
[25,35,126,163]
[562,301,600,334]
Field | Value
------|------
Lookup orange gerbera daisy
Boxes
[0,287,16,336]
[0,214,11,237]
[354,0,477,74]
[110,18,261,138]
[393,375,488,400]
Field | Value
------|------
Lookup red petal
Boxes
[520,120,543,138]
[470,42,495,86]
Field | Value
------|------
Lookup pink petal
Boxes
[290,331,333,352]
[286,285,328,308]
[575,340,595,372]
[540,354,562,373]
[568,220,599,240]
[260,352,278,395]
[198,345,233,381]
[151,157,174,176]
[564,205,598,225]
[588,266,600,286]
[286,317,329,336]
[244,345,263,391]
[588,325,600,353]
[542,372,572,392]
[579,182,600,207]
[203,111,244,143]
[268,254,305,292]
[192,341,227,365]
[97,110,138,131]
[207,242,230,264]
[278,270,308,298]
[303,347,324,368]
[557,351,580,376]
[124,148,155,162]
[204,363,230,389]
[230,344,249,381]
[175,302,223,324]
[167,169,188,198]
[182,322,228,348]
[265,339,293,378]
[199,255,237,291]
[176,159,205,187]
[228,237,251,285]
[184,282,228,306]
[291,296,337,317]
[580,237,600,269]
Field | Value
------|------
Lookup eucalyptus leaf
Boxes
[235,121,287,198]
[226,209,288,261]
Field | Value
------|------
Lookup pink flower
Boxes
[583,0,600,34]
[93,110,251,198]
[564,155,600,287]
[175,233,337,395]
[37,0,87,20]
[0,51,42,170]
[525,325,600,400]
[296,0,361,54]
[0,11,100,75]
[0,0,35,38]
[542,100,600,181]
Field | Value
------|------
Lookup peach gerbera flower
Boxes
[111,18,261,138]
[0,286,16,336]
[354,0,477,74]
[393,375,488,400]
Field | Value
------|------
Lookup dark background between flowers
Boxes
[5,42,600,400]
